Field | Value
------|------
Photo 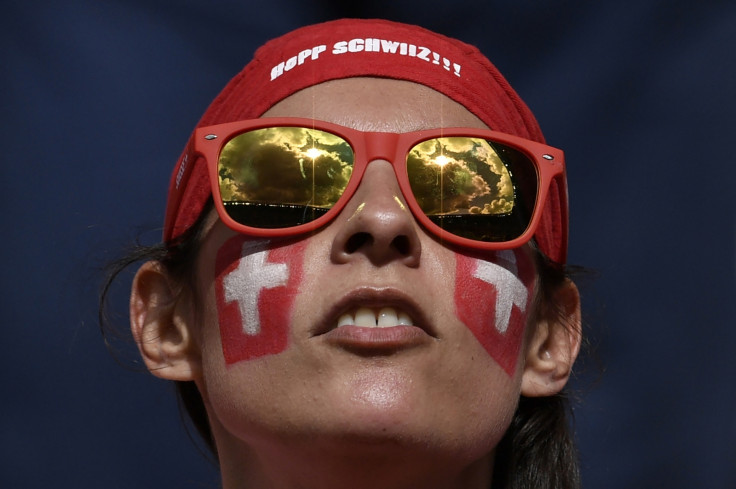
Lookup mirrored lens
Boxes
[406,137,538,242]
[217,127,354,228]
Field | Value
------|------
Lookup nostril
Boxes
[345,232,373,254]
[392,235,411,255]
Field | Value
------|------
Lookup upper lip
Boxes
[311,286,437,338]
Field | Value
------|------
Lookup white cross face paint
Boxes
[215,236,307,364]
[454,249,535,376]
[223,243,290,336]
[472,250,529,334]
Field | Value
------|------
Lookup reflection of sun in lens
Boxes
[434,155,450,167]
[305,147,321,159]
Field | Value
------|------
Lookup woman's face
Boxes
[189,78,539,474]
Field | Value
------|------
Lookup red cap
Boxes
[163,18,568,263]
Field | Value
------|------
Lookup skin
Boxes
[130,78,582,489]
[214,236,309,363]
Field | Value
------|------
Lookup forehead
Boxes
[261,78,489,133]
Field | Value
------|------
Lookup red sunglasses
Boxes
[183,117,566,252]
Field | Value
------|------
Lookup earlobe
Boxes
[521,278,582,397]
[130,261,202,381]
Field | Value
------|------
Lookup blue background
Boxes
[2,1,734,487]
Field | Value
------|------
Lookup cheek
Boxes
[454,249,535,377]
[214,236,307,364]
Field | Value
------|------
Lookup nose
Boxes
[330,160,422,267]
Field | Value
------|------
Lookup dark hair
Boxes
[98,200,217,455]
[492,250,582,489]
[99,200,583,488]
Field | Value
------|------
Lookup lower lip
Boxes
[322,325,430,350]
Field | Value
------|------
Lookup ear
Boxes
[130,261,201,381]
[521,278,582,397]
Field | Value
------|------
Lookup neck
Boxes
[215,433,494,489]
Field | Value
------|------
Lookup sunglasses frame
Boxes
[191,117,567,252]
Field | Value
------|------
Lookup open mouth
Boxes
[312,287,437,343]
[337,306,414,328]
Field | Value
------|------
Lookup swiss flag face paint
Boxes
[454,249,535,376]
[215,236,307,364]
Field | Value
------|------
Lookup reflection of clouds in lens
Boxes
[407,137,515,215]
[218,127,353,207]
[469,199,514,214]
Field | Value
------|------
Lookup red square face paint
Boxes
[215,236,307,364]
[454,250,535,376]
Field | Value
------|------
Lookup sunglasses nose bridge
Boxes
[362,131,401,166]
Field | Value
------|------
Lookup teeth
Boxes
[377,307,397,327]
[355,308,376,327]
[337,314,353,328]
[397,312,412,326]
[336,307,414,328]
